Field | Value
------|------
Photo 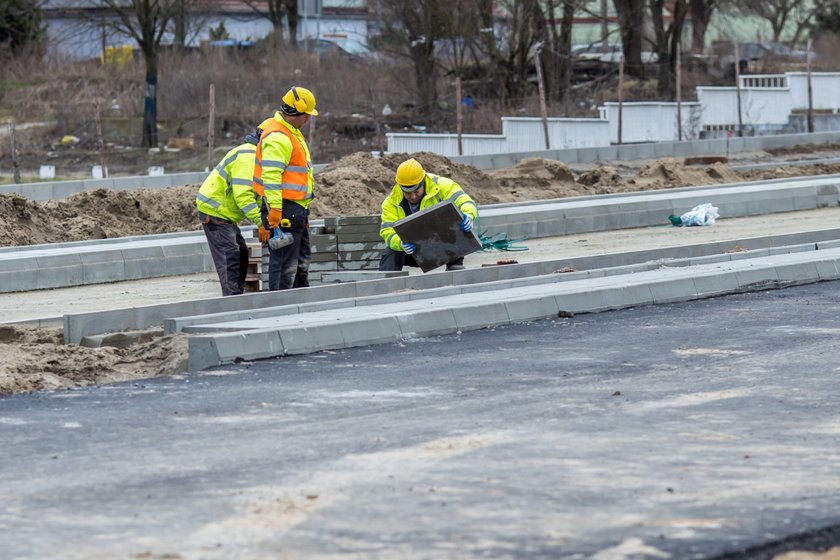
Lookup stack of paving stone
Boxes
[244,244,263,292]
[260,215,385,288]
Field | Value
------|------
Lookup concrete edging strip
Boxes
[186,247,840,370]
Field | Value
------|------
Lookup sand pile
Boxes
[621,158,744,190]
[0,185,200,247]
[0,325,189,395]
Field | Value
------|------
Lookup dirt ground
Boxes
[3,147,840,395]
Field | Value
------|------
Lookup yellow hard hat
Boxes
[395,158,425,191]
[281,86,318,116]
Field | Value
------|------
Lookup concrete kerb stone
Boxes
[188,328,285,371]
[62,229,840,343]
[80,250,126,284]
[186,248,840,370]
[396,308,459,339]
[35,253,84,290]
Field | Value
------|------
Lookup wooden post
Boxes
[617,54,624,145]
[207,83,215,171]
[9,123,20,183]
[94,99,108,178]
[455,76,463,156]
[308,115,315,158]
[369,86,384,156]
[734,43,743,137]
[534,48,550,150]
[676,42,683,141]
[806,38,814,134]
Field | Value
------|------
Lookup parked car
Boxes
[301,37,374,60]
[707,41,815,78]
[569,43,658,80]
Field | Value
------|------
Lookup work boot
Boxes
[446,263,466,271]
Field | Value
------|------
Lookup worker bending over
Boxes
[196,127,265,296]
[379,158,478,272]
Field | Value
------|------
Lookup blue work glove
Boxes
[401,241,416,254]
[460,214,473,232]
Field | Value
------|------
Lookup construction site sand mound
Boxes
[0,325,189,395]
[631,158,743,189]
[0,185,200,247]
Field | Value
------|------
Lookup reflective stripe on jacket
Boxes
[379,173,478,251]
[195,143,262,225]
[252,112,314,211]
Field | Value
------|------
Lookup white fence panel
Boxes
[697,88,740,127]
[787,73,840,110]
[601,102,701,143]
[740,89,792,125]
[502,117,610,150]
[386,133,507,157]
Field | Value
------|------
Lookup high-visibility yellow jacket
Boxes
[379,173,478,251]
[253,112,314,212]
[195,142,262,226]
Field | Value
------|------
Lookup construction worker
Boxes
[253,86,317,290]
[196,127,272,296]
[379,158,478,272]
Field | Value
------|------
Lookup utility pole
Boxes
[806,38,814,134]
[207,84,215,172]
[455,77,463,156]
[676,42,683,141]
[600,0,609,53]
[94,100,108,178]
[9,123,20,183]
[534,47,550,150]
[617,54,624,145]
[735,43,743,137]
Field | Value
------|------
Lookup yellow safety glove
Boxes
[257,225,272,244]
[267,208,283,229]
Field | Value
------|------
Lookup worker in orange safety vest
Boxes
[252,86,318,290]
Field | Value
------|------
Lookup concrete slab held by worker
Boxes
[253,86,318,291]
[379,158,479,272]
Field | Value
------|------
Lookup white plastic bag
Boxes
[679,202,719,226]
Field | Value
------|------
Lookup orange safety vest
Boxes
[252,118,311,201]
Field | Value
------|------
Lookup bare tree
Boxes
[613,0,647,77]
[240,0,298,47]
[689,0,718,54]
[555,0,579,102]
[734,0,830,45]
[492,0,546,101]
[97,0,180,147]
[650,0,689,97]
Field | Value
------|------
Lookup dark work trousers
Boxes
[201,215,248,296]
[265,201,308,290]
[292,214,311,288]
[379,247,464,271]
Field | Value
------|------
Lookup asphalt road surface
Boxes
[2,282,840,559]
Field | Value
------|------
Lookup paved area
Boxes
[2,282,839,559]
[5,207,840,324]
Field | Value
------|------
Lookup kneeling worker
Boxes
[379,158,478,272]
[196,127,271,296]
